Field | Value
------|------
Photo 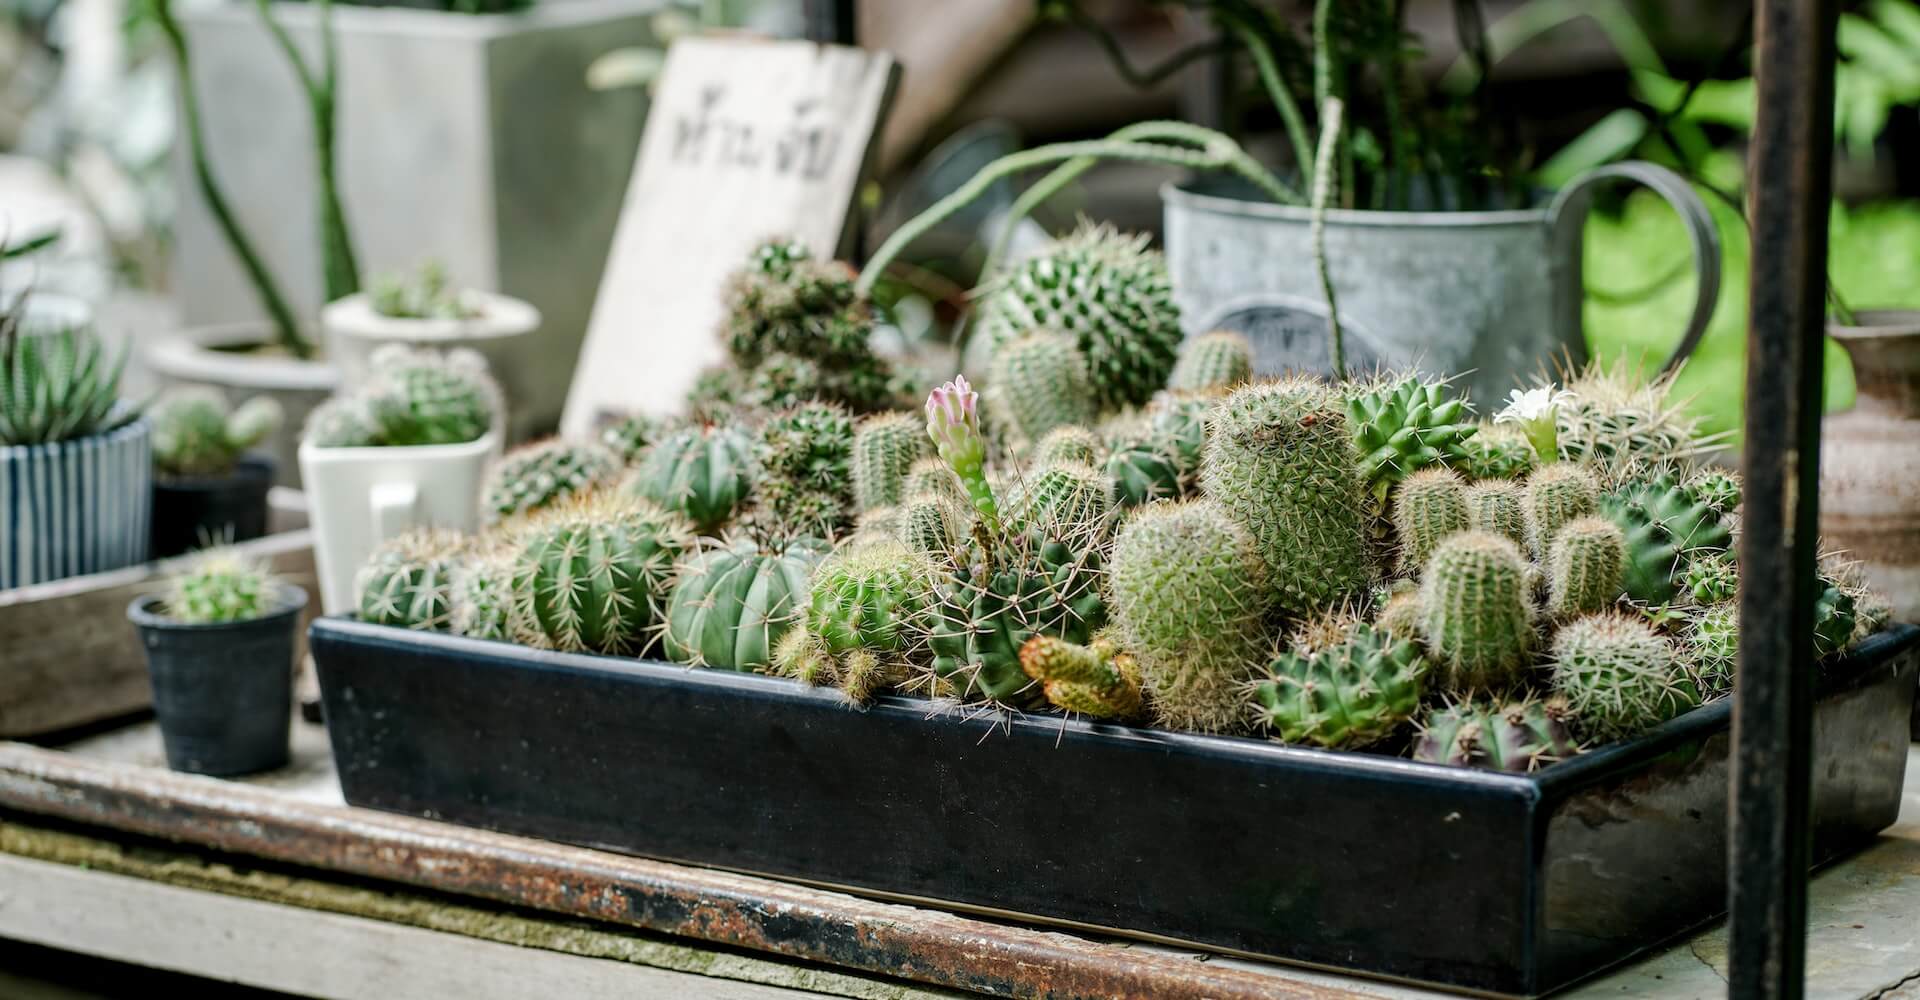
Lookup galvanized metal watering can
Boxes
[1161,162,1721,405]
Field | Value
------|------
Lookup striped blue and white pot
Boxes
[0,419,153,590]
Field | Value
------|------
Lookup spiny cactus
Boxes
[1104,437,1184,507]
[1200,379,1372,617]
[151,389,282,478]
[1813,579,1859,660]
[1008,461,1113,541]
[303,396,380,448]
[164,548,280,624]
[1034,425,1102,467]
[981,223,1183,410]
[1523,463,1600,558]
[1392,467,1469,573]
[989,330,1099,443]
[451,547,516,641]
[1464,481,1527,549]
[904,457,963,502]
[1375,588,1424,640]
[745,351,827,410]
[1557,364,1721,471]
[1108,500,1271,734]
[664,538,824,672]
[1682,602,1738,696]
[774,537,936,701]
[624,424,754,534]
[1168,330,1254,393]
[1146,393,1212,477]
[852,411,932,512]
[1456,421,1537,480]
[368,260,477,319]
[355,528,463,631]
[930,534,1107,706]
[1682,551,1738,605]
[901,492,967,559]
[598,412,659,465]
[509,493,695,654]
[1597,475,1732,605]
[721,239,893,412]
[1346,375,1477,504]
[1254,624,1428,749]
[1547,516,1627,617]
[754,401,856,541]
[1685,468,1742,515]
[1018,633,1143,719]
[1412,698,1579,772]
[483,439,622,522]
[361,345,500,447]
[1419,531,1536,695]
[1550,612,1698,743]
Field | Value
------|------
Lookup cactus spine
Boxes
[775,537,935,701]
[1168,330,1254,393]
[510,494,695,654]
[625,424,754,534]
[754,402,856,541]
[1464,481,1527,549]
[1550,612,1698,743]
[1255,624,1428,749]
[664,539,823,671]
[598,412,658,465]
[1034,425,1102,467]
[452,548,516,641]
[1682,551,1738,605]
[1418,531,1536,694]
[355,528,463,631]
[1018,633,1143,719]
[1523,463,1599,557]
[1412,698,1578,772]
[1346,376,1478,503]
[903,457,963,502]
[1392,467,1469,572]
[901,492,967,559]
[1546,516,1627,617]
[852,411,933,511]
[989,331,1098,443]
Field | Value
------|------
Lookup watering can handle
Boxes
[1546,162,1722,375]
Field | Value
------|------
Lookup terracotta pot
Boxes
[1819,310,1920,624]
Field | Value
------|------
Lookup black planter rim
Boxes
[128,584,308,633]
[153,453,277,492]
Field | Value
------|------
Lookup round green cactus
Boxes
[852,411,932,512]
[1200,379,1372,616]
[804,537,935,657]
[1556,365,1716,471]
[451,548,516,641]
[1034,425,1102,467]
[1254,623,1428,749]
[721,240,894,413]
[1464,480,1527,549]
[1375,588,1424,640]
[303,397,380,448]
[362,345,499,447]
[1547,516,1627,618]
[901,492,968,559]
[1685,468,1742,515]
[664,538,824,671]
[903,457,963,502]
[1108,500,1272,734]
[164,548,280,624]
[598,412,659,465]
[1683,602,1738,696]
[1456,421,1537,480]
[1523,463,1599,558]
[989,330,1099,444]
[1418,531,1536,695]
[1597,474,1732,605]
[1168,330,1254,393]
[1104,438,1184,507]
[754,401,857,542]
[509,494,695,654]
[1018,633,1143,719]
[1346,375,1477,504]
[1008,461,1113,541]
[624,424,754,534]
[1550,612,1698,744]
[929,534,1106,705]
[484,439,622,522]
[1412,698,1579,772]
[1392,466,1470,573]
[1681,551,1738,605]
[151,389,282,478]
[355,528,464,631]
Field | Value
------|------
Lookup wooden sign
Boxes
[561,37,900,436]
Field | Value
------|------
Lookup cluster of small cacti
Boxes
[151,389,282,478]
[304,345,499,449]
[339,229,1897,776]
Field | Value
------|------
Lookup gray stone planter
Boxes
[169,0,664,439]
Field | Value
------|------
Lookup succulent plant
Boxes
[483,438,622,522]
[1523,463,1600,558]
[368,261,478,320]
[1547,516,1627,618]
[624,424,754,534]
[929,532,1107,705]
[925,377,999,527]
[1682,602,1738,696]
[164,548,281,624]
[1392,467,1470,573]
[0,323,139,446]
[1146,393,1212,476]
[361,345,499,447]
[302,397,379,448]
[150,389,282,479]
[980,223,1183,410]
[903,457,964,502]
[685,365,747,422]
[1597,475,1732,605]
[774,536,936,701]
[1412,698,1579,772]
[1556,364,1720,472]
[1375,587,1424,640]
[989,330,1099,444]
[1034,425,1102,467]
[664,538,825,672]
[1685,468,1742,515]
[852,411,932,512]
[1346,375,1477,504]
[1018,633,1144,719]
[509,493,695,654]
[753,401,856,542]
[1418,531,1536,695]
[1007,461,1113,542]
[1108,500,1271,734]
[745,351,827,410]
[1254,623,1428,749]
[598,412,659,465]
[1455,421,1536,480]
[355,528,464,631]
[1168,330,1254,393]
[1463,481,1527,549]
[451,547,516,641]
[1550,612,1698,743]
[721,239,894,412]
[1812,578,1859,660]
[1200,379,1372,616]
[1681,551,1738,605]
[900,491,968,559]
[1104,437,1184,507]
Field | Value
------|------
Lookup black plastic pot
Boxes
[309,618,1919,996]
[150,455,275,558]
[128,586,306,776]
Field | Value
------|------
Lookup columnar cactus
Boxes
[483,439,622,522]
[1392,467,1470,572]
[451,548,516,641]
[1254,624,1428,749]
[1523,463,1600,558]
[1418,531,1536,694]
[664,538,824,671]
[151,389,283,478]
[1346,375,1477,503]
[1464,481,1527,549]
[774,537,936,701]
[925,376,998,526]
[625,424,754,533]
[1108,500,1271,733]
[755,401,856,541]
[1168,330,1254,393]
[852,411,932,512]
[1018,633,1144,719]
[1034,425,1102,467]
[1200,379,1372,616]
[355,528,463,631]
[1550,612,1698,743]
[1546,516,1627,617]
[165,549,279,624]
[989,331,1098,443]
[509,493,695,654]
[1412,698,1579,772]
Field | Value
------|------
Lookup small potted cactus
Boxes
[127,548,307,775]
[148,388,285,558]
[298,344,503,613]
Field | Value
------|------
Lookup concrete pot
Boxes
[169,0,664,439]
[322,291,540,437]
[1820,310,1920,625]
[145,323,338,488]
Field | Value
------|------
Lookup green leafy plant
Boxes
[0,319,140,446]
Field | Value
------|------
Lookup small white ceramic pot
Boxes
[298,431,500,615]
[322,292,542,439]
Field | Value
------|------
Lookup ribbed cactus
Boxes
[355,528,463,631]
[1168,330,1254,393]
[1104,438,1184,507]
[1683,602,1738,696]
[904,457,963,502]
[1200,379,1372,616]
[1456,421,1537,480]
[1597,475,1732,605]
[151,389,282,478]
[722,239,893,412]
[483,439,622,522]
[1346,375,1478,503]
[451,548,516,641]
[1034,425,1102,467]
[362,345,500,447]
[1392,467,1469,572]
[1685,468,1742,515]
[509,493,695,654]
[754,401,856,542]
[664,538,824,671]
[1523,463,1599,558]
[1550,612,1698,743]
[1008,461,1113,541]
[852,411,932,511]
[989,331,1098,443]
[624,424,754,534]
[598,412,658,465]
[1547,516,1627,617]
[1108,500,1271,733]
[1682,551,1738,604]
[1147,393,1211,476]
[1464,481,1527,549]
[901,492,967,559]
[164,548,279,624]
[1418,531,1536,694]
[929,535,1106,705]
[774,537,936,701]
[1254,624,1428,749]
[1412,698,1579,772]
[1018,633,1143,719]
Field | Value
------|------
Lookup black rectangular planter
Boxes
[309,618,1920,996]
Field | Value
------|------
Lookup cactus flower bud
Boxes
[925,375,997,524]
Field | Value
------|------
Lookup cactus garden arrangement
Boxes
[150,389,283,479]
[344,235,1899,777]
[303,344,501,449]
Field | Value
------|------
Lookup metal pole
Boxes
[802,0,857,46]
[1728,1,1839,998]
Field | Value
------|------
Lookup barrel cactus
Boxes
[1546,516,1627,617]
[1254,624,1428,749]
[509,494,695,654]
[774,537,936,701]
[1412,698,1579,772]
[1556,364,1717,471]
[664,538,825,671]
[901,492,968,559]
[1550,612,1698,743]
[1683,602,1738,695]
[484,439,622,522]
[1464,481,1527,549]
[625,424,754,534]
[1018,633,1144,719]
[989,330,1098,444]
[1008,461,1113,542]
[1168,330,1254,393]
[164,548,279,624]
[929,534,1106,706]
[1418,531,1536,695]
[1392,467,1470,573]
[1685,468,1742,515]
[355,528,463,631]
[754,401,856,541]
[1523,463,1599,558]
[151,389,282,478]
[1104,437,1184,507]
[1597,475,1732,605]
[451,547,516,641]
[852,411,932,512]
[1346,375,1477,504]
[1034,425,1102,467]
